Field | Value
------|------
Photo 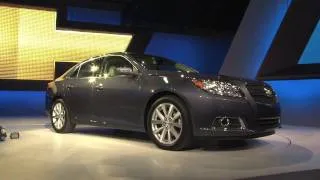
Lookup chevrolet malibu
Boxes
[46,52,280,150]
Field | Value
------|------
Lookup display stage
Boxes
[0,117,319,180]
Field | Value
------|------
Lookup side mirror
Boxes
[116,67,139,76]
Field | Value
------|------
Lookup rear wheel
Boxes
[147,96,193,150]
[51,99,76,133]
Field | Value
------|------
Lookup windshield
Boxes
[132,55,199,73]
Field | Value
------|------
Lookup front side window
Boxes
[102,56,135,78]
[68,66,80,78]
[77,58,103,78]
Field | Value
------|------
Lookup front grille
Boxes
[246,82,276,104]
[258,117,280,129]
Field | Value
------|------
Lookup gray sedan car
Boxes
[46,52,280,150]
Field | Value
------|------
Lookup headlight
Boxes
[192,79,243,98]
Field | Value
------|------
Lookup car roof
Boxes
[86,52,140,59]
[108,52,146,57]
[84,52,165,64]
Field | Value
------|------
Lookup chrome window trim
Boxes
[65,54,142,80]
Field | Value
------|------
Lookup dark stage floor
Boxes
[0,117,320,180]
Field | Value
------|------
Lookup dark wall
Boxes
[219,0,291,79]
[126,32,153,54]
[268,79,320,127]
[67,7,121,26]
[0,80,49,91]
[299,21,320,64]
[0,91,45,117]
[258,0,320,79]
[54,62,77,79]
[261,0,320,127]
[145,32,233,75]
[220,0,320,127]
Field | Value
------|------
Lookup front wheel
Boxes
[51,99,76,133]
[147,96,193,150]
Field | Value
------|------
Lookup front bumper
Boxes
[197,117,278,139]
[183,87,281,138]
[197,128,275,140]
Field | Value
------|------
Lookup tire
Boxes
[147,95,193,150]
[51,99,76,133]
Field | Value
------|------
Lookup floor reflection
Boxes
[73,126,263,151]
[0,122,317,179]
[74,127,150,142]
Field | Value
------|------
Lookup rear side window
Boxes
[77,58,104,78]
[102,56,135,77]
[102,56,137,77]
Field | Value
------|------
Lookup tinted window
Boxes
[132,55,198,73]
[78,58,103,78]
[93,58,104,77]
[102,56,134,77]
[68,66,80,78]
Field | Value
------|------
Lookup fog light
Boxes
[213,116,247,130]
[220,117,230,127]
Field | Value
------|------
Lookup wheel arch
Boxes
[50,95,77,124]
[52,95,63,102]
[49,95,64,109]
[143,91,192,133]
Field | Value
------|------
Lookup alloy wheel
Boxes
[52,102,66,130]
[151,103,183,145]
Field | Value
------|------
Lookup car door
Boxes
[92,55,143,130]
[64,58,103,124]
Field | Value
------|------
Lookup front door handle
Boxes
[95,84,104,90]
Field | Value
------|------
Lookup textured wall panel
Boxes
[0,7,19,79]
[0,5,132,80]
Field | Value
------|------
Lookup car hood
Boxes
[148,70,265,86]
